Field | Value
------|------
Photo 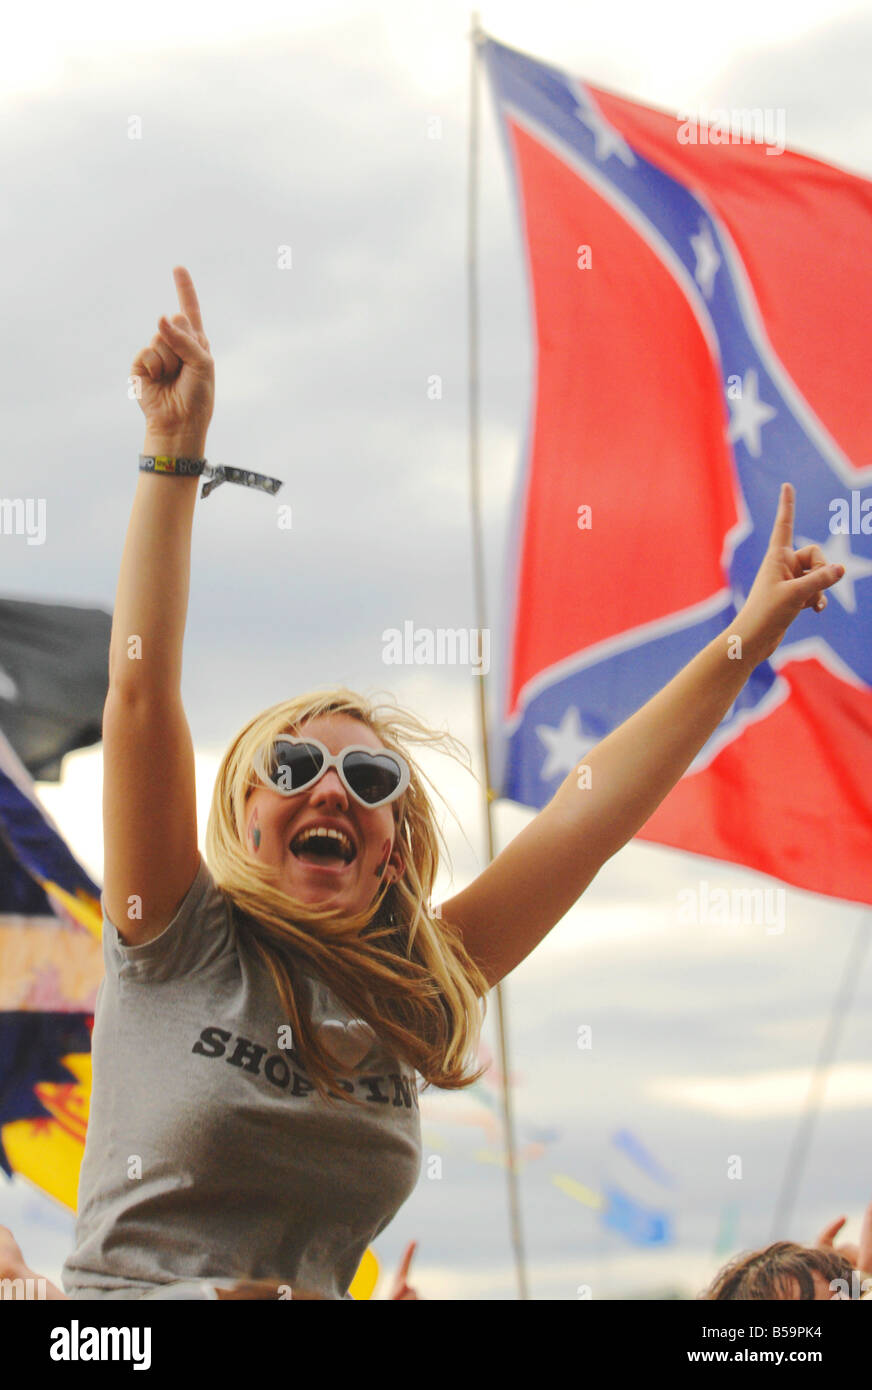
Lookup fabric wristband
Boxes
[139,455,284,500]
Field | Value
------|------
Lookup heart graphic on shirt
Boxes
[318,1019,376,1069]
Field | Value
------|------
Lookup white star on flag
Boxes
[573,97,636,166]
[726,368,778,458]
[795,529,872,614]
[730,580,747,611]
[535,706,599,781]
[690,221,721,299]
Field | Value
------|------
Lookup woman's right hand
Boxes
[131,266,215,453]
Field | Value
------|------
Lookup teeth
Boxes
[292,826,354,861]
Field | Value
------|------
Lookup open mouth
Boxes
[289,826,357,871]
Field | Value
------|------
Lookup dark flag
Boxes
[0,598,111,782]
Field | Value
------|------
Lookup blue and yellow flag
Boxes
[0,730,102,1209]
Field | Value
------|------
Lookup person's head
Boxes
[704,1241,856,1300]
[205,688,490,1101]
[240,709,408,922]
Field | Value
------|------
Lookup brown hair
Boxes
[704,1241,856,1300]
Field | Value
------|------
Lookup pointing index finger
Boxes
[816,1216,846,1247]
[770,481,794,551]
[172,266,205,335]
[396,1240,417,1282]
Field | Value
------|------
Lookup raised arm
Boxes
[440,484,845,989]
[102,267,215,945]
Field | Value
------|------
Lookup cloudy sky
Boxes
[2,0,872,1300]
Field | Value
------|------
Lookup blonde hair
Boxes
[204,687,490,1105]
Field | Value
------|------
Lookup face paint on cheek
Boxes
[249,807,262,852]
[374,838,391,879]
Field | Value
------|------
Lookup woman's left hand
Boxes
[735,482,844,663]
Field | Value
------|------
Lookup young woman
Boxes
[1,267,845,1301]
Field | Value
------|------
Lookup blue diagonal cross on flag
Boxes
[482,36,872,904]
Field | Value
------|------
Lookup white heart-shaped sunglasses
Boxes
[253,736,410,809]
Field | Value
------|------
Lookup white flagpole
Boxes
[466,10,529,1300]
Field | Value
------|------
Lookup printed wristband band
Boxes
[139,455,284,500]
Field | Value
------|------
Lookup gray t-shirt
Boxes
[62,855,422,1300]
